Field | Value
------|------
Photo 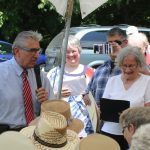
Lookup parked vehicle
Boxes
[45,24,150,70]
[0,40,46,65]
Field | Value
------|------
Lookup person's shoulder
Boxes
[0,59,9,66]
[0,59,11,71]
[0,60,12,78]
[108,74,121,81]
[140,73,150,80]
[93,60,111,75]
[97,59,112,69]
[105,75,120,87]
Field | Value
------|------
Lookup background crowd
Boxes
[1,26,150,150]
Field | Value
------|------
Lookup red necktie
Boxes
[22,69,34,125]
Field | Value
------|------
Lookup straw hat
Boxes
[0,131,36,150]
[30,100,84,134]
[76,133,120,150]
[20,111,80,150]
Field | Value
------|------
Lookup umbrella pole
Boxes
[57,0,74,99]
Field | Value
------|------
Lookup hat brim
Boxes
[29,117,83,134]
[77,134,120,150]
[67,118,84,134]
[0,131,36,150]
[20,126,79,150]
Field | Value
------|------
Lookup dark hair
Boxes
[107,27,127,39]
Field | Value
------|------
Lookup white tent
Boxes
[48,0,108,98]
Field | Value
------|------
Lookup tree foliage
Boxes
[0,0,65,48]
[0,0,150,48]
[80,0,150,26]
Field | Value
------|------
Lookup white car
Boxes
[45,24,150,71]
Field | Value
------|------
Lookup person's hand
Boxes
[82,94,91,106]
[61,88,71,97]
[36,87,48,103]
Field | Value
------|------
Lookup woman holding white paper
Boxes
[47,35,94,138]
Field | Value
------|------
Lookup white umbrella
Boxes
[47,0,108,98]
[48,0,108,19]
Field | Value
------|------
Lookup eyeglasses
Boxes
[122,64,137,70]
[108,40,126,45]
[122,125,129,133]
[18,47,42,54]
[66,50,78,55]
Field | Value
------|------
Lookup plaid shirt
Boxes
[86,59,121,108]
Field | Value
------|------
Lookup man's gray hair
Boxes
[12,31,42,49]
[131,123,150,150]
[67,35,82,53]
[116,46,146,68]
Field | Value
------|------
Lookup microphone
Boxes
[34,65,42,88]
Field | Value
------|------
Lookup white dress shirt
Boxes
[0,57,54,128]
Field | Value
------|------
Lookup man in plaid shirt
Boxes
[84,27,128,109]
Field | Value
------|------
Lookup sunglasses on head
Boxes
[114,40,123,45]
[108,40,125,45]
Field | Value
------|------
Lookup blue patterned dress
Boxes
[47,65,94,137]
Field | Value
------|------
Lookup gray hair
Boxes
[128,32,149,46]
[119,107,150,130]
[131,123,150,150]
[12,31,42,49]
[116,46,146,68]
[128,32,149,53]
[67,35,82,53]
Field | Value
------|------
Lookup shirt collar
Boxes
[11,57,24,76]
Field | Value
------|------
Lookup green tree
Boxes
[0,0,150,48]
[0,0,65,48]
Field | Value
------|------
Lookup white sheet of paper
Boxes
[86,91,98,132]
[62,77,87,96]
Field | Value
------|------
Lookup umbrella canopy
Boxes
[47,0,108,98]
[48,0,108,19]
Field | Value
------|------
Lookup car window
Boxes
[0,42,12,54]
[80,31,107,49]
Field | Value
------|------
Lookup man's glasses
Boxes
[108,40,126,45]
[122,64,137,70]
[18,47,42,54]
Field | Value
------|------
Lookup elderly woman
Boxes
[128,32,149,55]
[100,46,150,150]
[119,107,150,148]
[131,124,150,150]
[47,35,94,138]
[127,32,150,75]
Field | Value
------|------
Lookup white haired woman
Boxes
[47,35,94,138]
[128,32,150,75]
[100,46,150,150]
